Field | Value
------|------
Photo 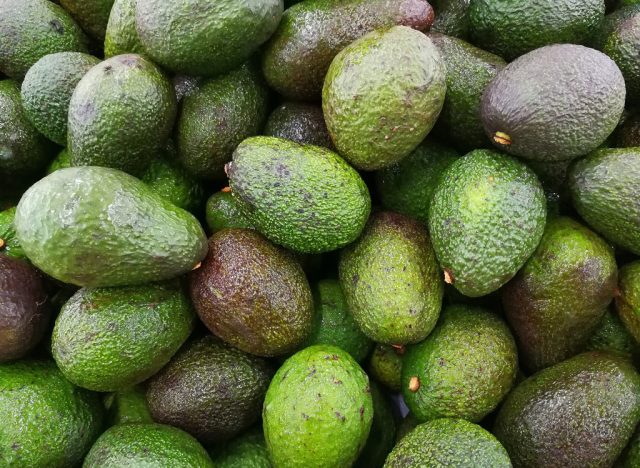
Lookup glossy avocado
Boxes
[263,102,334,150]
[205,190,255,233]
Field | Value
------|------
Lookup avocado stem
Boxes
[443,269,453,285]
[192,262,202,271]
[0,238,4,250]
[392,344,406,355]
[409,376,420,392]
[221,186,232,193]
[493,131,512,146]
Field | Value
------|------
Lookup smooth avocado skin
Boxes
[21,52,100,145]
[263,345,374,468]
[51,282,194,392]
[339,212,444,345]
[368,344,404,392]
[227,136,371,254]
[502,217,618,373]
[210,429,271,468]
[482,44,626,162]
[264,102,334,150]
[60,0,114,40]
[205,191,255,233]
[0,207,26,260]
[0,360,104,468]
[616,261,640,343]
[83,423,214,468]
[135,0,283,77]
[384,418,511,468]
[0,0,88,79]
[15,166,208,288]
[569,148,640,254]
[104,0,145,57]
[494,351,640,468]
[428,149,546,297]
[189,229,314,357]
[323,26,446,171]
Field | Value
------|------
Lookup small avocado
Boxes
[356,382,397,468]
[263,102,334,149]
[494,351,640,468]
[205,190,255,233]
[323,26,446,171]
[60,0,114,41]
[210,428,271,468]
[616,261,640,343]
[586,307,640,360]
[104,385,153,426]
[0,207,26,260]
[619,427,640,468]
[428,149,546,297]
[263,344,374,468]
[368,344,404,393]
[431,0,471,38]
[141,156,204,213]
[47,148,72,174]
[104,0,145,57]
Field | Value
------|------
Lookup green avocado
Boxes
[104,385,153,426]
[205,190,255,233]
[210,428,271,468]
[0,207,26,260]
[586,307,640,360]
[431,0,471,38]
[616,261,640,343]
[104,0,145,57]
[47,148,71,174]
[263,102,334,150]
[356,382,397,468]
[368,344,404,393]
[141,156,204,213]
[60,0,114,40]
[619,427,640,468]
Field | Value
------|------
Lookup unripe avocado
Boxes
[60,0,114,40]
[263,345,374,468]
[368,344,404,392]
[339,212,444,345]
[323,26,446,171]
[616,261,640,343]
[0,207,26,260]
[141,156,204,213]
[620,428,640,468]
[205,190,255,233]
[104,0,145,57]
[15,166,208,287]
[210,428,271,468]
[587,308,640,359]
[264,102,334,150]
[356,382,397,468]
[47,148,71,174]
[104,385,153,426]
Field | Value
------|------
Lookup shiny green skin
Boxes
[21,52,100,145]
[263,345,373,468]
[368,344,403,392]
[52,282,194,392]
[601,8,640,102]
[262,0,435,101]
[176,63,269,180]
[569,148,640,254]
[432,0,471,38]
[430,33,506,152]
[494,351,640,468]
[619,428,640,468]
[142,157,204,212]
[147,336,273,444]
[60,0,114,40]
[0,360,104,467]
[83,423,214,467]
[47,148,71,174]
[586,308,639,359]
[402,305,517,423]
[0,80,54,179]
[340,212,444,345]
[0,207,25,260]
[0,0,88,79]
[429,150,546,297]
[68,54,177,176]
[616,261,640,343]
[263,102,334,150]
[323,26,446,171]
[135,0,283,76]
[304,279,372,363]
[356,382,397,468]
[468,0,605,60]
[502,217,618,372]
[104,385,153,426]
[376,139,459,225]
[227,136,371,253]
[210,429,271,468]
[205,191,255,233]
[15,166,208,287]
[385,418,511,468]
[104,0,145,57]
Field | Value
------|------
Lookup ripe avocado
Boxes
[60,0,114,40]
[210,428,271,468]
[616,261,640,343]
[264,102,334,150]
[0,207,26,260]
[368,344,404,393]
[141,156,204,213]
[205,190,255,233]
[104,385,153,426]
[104,0,145,57]
[356,382,397,468]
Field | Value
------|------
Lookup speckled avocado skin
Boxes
[264,102,334,150]
[227,136,371,254]
[60,0,114,40]
[15,166,208,287]
[494,351,640,468]
[141,157,204,213]
[482,44,626,162]
[502,217,618,373]
[263,345,373,468]
[428,149,546,297]
[368,344,404,392]
[104,0,145,57]
[616,261,640,343]
[323,26,446,171]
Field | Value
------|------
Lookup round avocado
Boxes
[210,428,271,468]
[141,157,204,213]
[264,102,334,150]
[205,190,255,234]
[368,344,404,393]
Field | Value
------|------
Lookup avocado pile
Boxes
[3,0,640,467]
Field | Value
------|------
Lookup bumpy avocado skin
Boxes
[431,0,471,38]
[264,102,334,150]
[104,385,153,426]
[227,136,371,254]
[616,261,640,343]
[141,157,204,212]
[0,360,104,467]
[570,148,640,254]
[356,382,397,468]
[104,0,145,57]
[210,428,271,468]
[323,26,446,171]
[586,307,640,360]
[368,344,404,392]
[60,0,114,40]
[0,207,26,260]
[494,351,640,468]
[502,217,618,372]
[15,166,208,287]
[340,212,444,345]
[428,149,546,297]
[205,191,255,233]
[263,345,373,468]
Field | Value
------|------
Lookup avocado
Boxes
[0,256,50,361]
[569,147,640,254]
[60,0,114,40]
[339,211,444,344]
[428,149,546,297]
[587,307,640,359]
[104,385,153,426]
[619,427,640,468]
[494,351,640,468]
[0,207,26,260]
[173,75,203,103]
[227,136,371,254]
[482,44,626,162]
[176,63,269,180]
[147,336,274,444]
[0,360,104,467]
[21,52,100,145]
[52,282,194,391]
[395,413,420,443]
[384,418,511,468]
[402,304,517,422]
[141,156,204,213]
[263,102,334,150]
[210,428,271,468]
[135,0,283,76]
[0,0,88,79]
[47,148,71,174]
[104,0,145,57]
[502,217,618,372]
[262,0,435,101]
[615,110,640,146]
[616,261,640,343]
[189,228,313,356]
[15,166,208,287]
[83,423,214,467]
[368,344,404,393]
[431,0,471,38]
[356,382,397,468]
[468,0,605,60]
[430,33,506,152]
[68,54,177,176]
[323,26,446,171]
[263,344,373,468]
[375,139,460,225]
[205,190,255,233]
